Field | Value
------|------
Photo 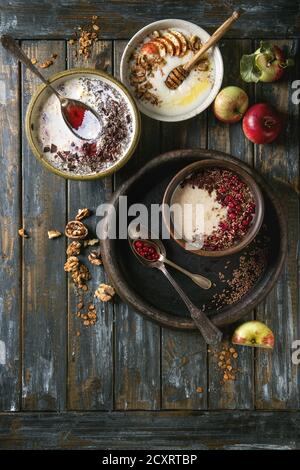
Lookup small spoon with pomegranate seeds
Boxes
[128,237,222,345]
[128,223,211,289]
[1,35,102,141]
[165,10,241,90]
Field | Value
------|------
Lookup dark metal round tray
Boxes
[101,149,287,330]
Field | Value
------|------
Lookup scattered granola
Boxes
[65,220,88,239]
[18,228,29,238]
[71,263,91,289]
[48,230,62,239]
[75,208,91,221]
[31,54,58,69]
[88,250,102,266]
[211,345,239,383]
[77,303,97,326]
[68,15,100,59]
[95,283,115,302]
[66,241,82,256]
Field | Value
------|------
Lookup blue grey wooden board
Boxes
[0,0,299,449]
[0,0,299,39]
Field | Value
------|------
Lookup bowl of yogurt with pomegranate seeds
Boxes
[162,160,264,257]
[25,69,140,180]
[120,19,223,122]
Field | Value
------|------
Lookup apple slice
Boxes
[141,41,160,57]
[164,32,181,56]
[155,36,175,56]
[232,321,274,349]
[170,30,188,56]
[153,38,167,57]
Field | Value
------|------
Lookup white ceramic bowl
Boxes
[120,19,224,122]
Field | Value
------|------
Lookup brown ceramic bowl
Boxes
[162,159,265,257]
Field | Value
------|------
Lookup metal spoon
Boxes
[1,34,102,141]
[129,237,222,345]
[128,224,211,289]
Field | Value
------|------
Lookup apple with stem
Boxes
[243,103,283,144]
[240,42,294,83]
[213,86,249,123]
[232,321,274,349]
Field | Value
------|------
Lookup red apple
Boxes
[240,42,294,83]
[213,86,249,123]
[243,103,283,144]
[232,321,274,349]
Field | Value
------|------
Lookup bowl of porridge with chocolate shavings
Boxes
[162,159,264,257]
[25,69,141,180]
[120,19,223,122]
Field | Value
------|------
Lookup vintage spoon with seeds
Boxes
[128,231,222,345]
[128,224,211,289]
[165,11,241,90]
[1,35,103,141]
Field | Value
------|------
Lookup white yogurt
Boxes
[171,184,228,243]
[129,28,214,118]
[32,74,135,176]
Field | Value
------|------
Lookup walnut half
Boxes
[88,250,102,266]
[75,208,90,221]
[95,283,115,302]
[66,241,81,256]
[65,220,88,239]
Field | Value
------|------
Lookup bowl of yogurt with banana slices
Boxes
[120,19,223,122]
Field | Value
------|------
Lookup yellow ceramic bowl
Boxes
[25,68,141,180]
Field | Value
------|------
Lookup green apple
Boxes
[213,86,249,123]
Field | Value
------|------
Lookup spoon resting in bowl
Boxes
[128,232,222,345]
[1,35,103,141]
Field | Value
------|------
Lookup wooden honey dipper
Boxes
[165,11,242,90]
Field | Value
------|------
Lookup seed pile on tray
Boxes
[211,236,269,311]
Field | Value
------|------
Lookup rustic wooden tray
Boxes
[101,149,287,330]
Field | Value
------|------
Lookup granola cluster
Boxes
[68,15,100,59]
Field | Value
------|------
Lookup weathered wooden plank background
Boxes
[1,411,300,449]
[0,0,299,39]
[0,0,299,449]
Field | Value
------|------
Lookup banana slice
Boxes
[155,37,175,56]
[153,38,167,57]
[170,30,188,56]
[164,31,181,56]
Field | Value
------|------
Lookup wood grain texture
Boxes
[160,104,208,408]
[113,41,161,410]
[0,411,300,449]
[21,41,67,411]
[0,0,299,39]
[207,40,254,410]
[0,44,21,411]
[254,39,300,409]
[67,41,114,410]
